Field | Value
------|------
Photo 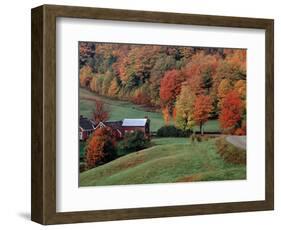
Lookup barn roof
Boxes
[122,119,147,127]
[80,116,94,130]
[104,121,123,130]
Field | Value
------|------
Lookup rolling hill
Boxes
[80,137,246,186]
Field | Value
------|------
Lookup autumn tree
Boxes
[79,42,247,134]
[234,80,246,100]
[201,67,213,94]
[218,79,232,99]
[215,49,246,86]
[162,106,170,125]
[182,52,218,96]
[160,69,185,118]
[108,78,120,97]
[86,128,117,168]
[100,71,112,95]
[174,84,195,132]
[219,90,243,134]
[217,79,232,108]
[149,54,177,106]
[193,95,213,135]
[133,83,151,105]
[79,65,94,87]
[79,42,95,68]
[92,100,109,123]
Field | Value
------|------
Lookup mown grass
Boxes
[80,137,246,186]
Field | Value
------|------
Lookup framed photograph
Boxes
[31,4,274,225]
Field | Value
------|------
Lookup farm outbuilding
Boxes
[121,118,150,137]
[79,115,95,141]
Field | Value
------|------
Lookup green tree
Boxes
[118,130,150,152]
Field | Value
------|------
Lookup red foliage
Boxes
[160,69,184,110]
[92,100,109,123]
[234,128,246,136]
[219,90,243,132]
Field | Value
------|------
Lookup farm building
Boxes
[95,121,123,139]
[79,115,95,141]
[121,118,150,137]
[94,118,150,139]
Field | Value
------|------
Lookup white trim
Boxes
[95,122,106,129]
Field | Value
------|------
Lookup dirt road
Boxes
[226,136,246,150]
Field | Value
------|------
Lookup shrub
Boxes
[79,162,86,172]
[119,130,150,153]
[215,137,246,164]
[191,134,196,143]
[157,125,191,137]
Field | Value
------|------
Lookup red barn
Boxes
[94,118,150,139]
[79,115,95,141]
[121,118,150,137]
[95,121,123,140]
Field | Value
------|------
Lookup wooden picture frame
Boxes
[31,4,274,225]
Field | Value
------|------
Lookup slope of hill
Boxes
[79,88,220,133]
[80,88,165,132]
[80,138,246,186]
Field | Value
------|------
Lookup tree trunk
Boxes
[200,122,204,135]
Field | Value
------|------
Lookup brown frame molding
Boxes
[31,4,274,225]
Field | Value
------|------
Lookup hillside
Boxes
[79,88,220,132]
[80,88,165,132]
[80,138,246,186]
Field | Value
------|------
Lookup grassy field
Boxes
[80,88,220,132]
[80,137,246,186]
[80,88,165,132]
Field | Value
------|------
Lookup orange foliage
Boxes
[86,128,116,168]
[193,95,213,134]
[172,107,177,122]
[108,78,119,97]
[162,107,170,125]
[132,88,151,105]
[183,52,219,95]
[227,50,246,74]
[79,65,93,87]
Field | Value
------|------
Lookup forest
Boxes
[79,42,246,135]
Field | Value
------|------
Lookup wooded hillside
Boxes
[79,42,246,134]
